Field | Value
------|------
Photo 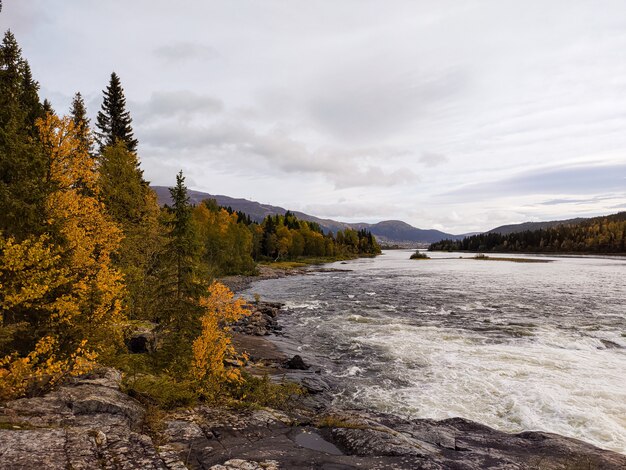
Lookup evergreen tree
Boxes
[95,72,138,153]
[70,92,91,154]
[98,142,163,320]
[167,171,204,302]
[42,99,54,116]
[98,142,147,224]
[0,31,46,239]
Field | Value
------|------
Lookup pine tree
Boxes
[42,99,54,116]
[98,142,147,224]
[167,170,204,302]
[99,144,163,321]
[70,92,91,154]
[95,72,138,153]
[0,31,47,239]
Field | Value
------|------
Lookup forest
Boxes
[430,212,626,253]
[0,31,379,404]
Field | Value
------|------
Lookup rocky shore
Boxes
[1,272,625,469]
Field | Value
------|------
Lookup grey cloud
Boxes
[439,163,626,201]
[139,120,418,188]
[301,202,401,219]
[537,195,623,206]
[134,91,222,120]
[305,66,469,142]
[419,152,448,168]
[154,42,219,62]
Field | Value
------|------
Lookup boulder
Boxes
[284,355,309,370]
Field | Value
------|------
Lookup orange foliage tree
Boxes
[191,281,249,398]
[0,114,126,399]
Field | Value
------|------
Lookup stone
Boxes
[284,354,309,370]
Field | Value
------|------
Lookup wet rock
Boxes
[317,410,626,469]
[600,339,623,349]
[284,354,309,370]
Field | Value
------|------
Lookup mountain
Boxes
[350,220,464,244]
[487,217,588,235]
[151,186,463,245]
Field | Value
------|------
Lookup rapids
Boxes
[243,250,626,453]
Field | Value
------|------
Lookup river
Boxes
[242,250,626,453]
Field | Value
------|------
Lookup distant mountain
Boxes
[151,186,463,245]
[487,217,588,235]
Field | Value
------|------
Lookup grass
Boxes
[315,415,366,430]
[116,352,304,412]
[0,421,40,430]
[229,373,304,410]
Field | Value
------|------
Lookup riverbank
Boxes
[1,264,625,469]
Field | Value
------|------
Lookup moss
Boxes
[0,420,40,430]
[315,415,366,430]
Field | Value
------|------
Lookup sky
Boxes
[2,0,626,233]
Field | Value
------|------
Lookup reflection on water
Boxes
[243,250,626,453]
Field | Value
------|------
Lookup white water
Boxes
[244,250,626,453]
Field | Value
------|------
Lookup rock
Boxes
[232,302,283,336]
[317,410,626,469]
[125,323,158,354]
[2,372,625,469]
[284,355,309,370]
[0,368,167,470]
[600,339,623,349]
[210,459,280,469]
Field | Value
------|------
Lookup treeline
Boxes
[430,212,626,253]
[0,30,370,404]
[255,211,380,260]
[178,199,381,277]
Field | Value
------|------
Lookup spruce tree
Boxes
[70,92,92,154]
[95,72,138,153]
[0,31,46,239]
[168,170,204,302]
[98,142,163,321]
[42,99,54,115]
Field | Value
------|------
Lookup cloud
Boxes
[537,195,623,206]
[139,118,418,188]
[419,152,448,167]
[304,65,470,143]
[153,42,219,62]
[439,163,626,201]
[301,201,401,219]
[133,91,222,120]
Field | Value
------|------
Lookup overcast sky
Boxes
[3,1,626,233]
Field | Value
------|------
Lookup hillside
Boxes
[152,186,464,244]
[431,212,626,253]
[488,217,587,235]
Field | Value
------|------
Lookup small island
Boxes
[471,253,553,263]
[410,250,430,260]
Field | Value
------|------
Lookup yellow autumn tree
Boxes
[39,114,126,356]
[191,281,249,399]
[0,114,126,399]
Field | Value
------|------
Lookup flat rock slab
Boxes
[1,369,625,469]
